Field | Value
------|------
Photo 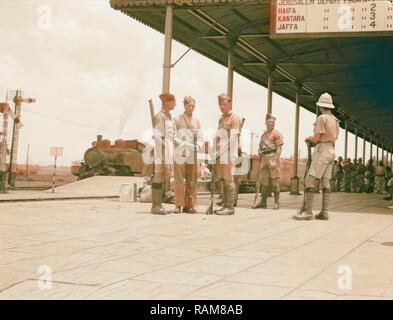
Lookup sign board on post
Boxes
[50,146,63,157]
[271,0,393,37]
[50,146,63,193]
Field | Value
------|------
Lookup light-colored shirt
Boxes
[259,129,284,154]
[153,109,174,139]
[174,113,203,151]
[153,109,174,164]
[218,111,242,133]
[216,111,242,163]
[375,165,386,176]
[216,111,242,153]
[313,112,340,143]
[174,113,201,131]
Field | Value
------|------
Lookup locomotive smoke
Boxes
[117,84,143,136]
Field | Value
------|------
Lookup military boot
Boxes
[216,192,226,208]
[215,182,235,216]
[173,205,182,214]
[214,183,227,214]
[293,188,315,220]
[253,185,268,209]
[273,186,280,210]
[216,181,225,206]
[315,188,330,220]
[216,198,224,206]
[151,183,170,215]
[234,190,239,208]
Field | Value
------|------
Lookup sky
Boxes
[0,0,367,166]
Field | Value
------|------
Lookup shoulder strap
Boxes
[181,114,193,130]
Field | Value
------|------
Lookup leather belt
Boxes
[316,141,335,146]
[261,150,276,155]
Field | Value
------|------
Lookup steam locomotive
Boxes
[73,135,146,180]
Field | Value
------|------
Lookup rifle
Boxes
[148,99,155,127]
[306,143,313,173]
[253,161,261,208]
[234,118,246,206]
[298,142,313,213]
[252,131,263,208]
[205,153,215,215]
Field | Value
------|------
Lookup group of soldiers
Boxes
[150,92,241,216]
[150,91,340,221]
[331,157,392,195]
[331,156,367,193]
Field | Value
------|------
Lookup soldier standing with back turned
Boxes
[293,92,339,221]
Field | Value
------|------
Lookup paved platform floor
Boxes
[0,176,144,202]
[0,192,392,300]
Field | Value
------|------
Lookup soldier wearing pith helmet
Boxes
[293,92,339,221]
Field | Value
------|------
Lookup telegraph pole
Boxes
[7,90,18,186]
[25,144,30,178]
[7,90,36,186]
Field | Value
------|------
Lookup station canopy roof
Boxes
[110,0,393,149]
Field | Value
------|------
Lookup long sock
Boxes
[304,187,315,212]
[322,188,331,212]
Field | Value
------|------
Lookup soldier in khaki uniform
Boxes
[253,114,284,210]
[214,93,242,216]
[151,93,176,215]
[293,92,339,221]
[355,158,366,193]
[173,96,203,214]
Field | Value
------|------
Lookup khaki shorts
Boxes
[258,154,280,179]
[308,143,335,179]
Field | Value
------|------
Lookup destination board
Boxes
[271,0,393,36]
